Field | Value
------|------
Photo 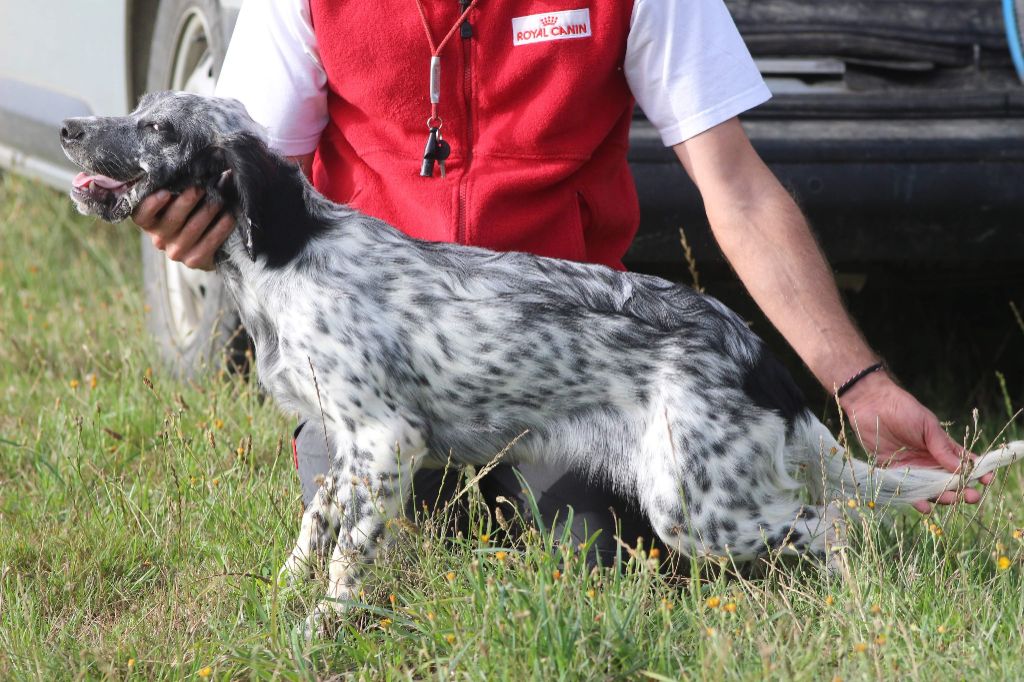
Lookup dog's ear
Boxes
[208,132,281,261]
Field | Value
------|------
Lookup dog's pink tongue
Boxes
[72,172,125,189]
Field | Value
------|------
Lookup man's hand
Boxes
[133,188,235,271]
[838,371,992,513]
[132,153,313,270]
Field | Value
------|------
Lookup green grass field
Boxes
[1,172,1022,680]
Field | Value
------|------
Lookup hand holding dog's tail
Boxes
[802,416,1023,507]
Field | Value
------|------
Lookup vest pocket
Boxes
[574,161,640,269]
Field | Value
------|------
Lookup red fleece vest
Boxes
[309,0,638,269]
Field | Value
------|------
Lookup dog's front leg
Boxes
[302,418,426,638]
[280,469,342,585]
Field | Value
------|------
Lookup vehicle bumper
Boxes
[626,118,1024,270]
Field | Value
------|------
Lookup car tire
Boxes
[141,0,248,380]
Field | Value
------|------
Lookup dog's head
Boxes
[60,91,276,258]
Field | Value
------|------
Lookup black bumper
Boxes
[625,118,1024,272]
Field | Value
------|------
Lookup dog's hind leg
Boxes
[302,417,427,638]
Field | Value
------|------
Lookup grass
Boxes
[1,172,1023,680]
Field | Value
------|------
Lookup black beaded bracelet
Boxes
[835,362,886,398]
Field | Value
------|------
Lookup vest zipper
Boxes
[457,0,473,244]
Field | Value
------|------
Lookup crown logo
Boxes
[540,15,558,26]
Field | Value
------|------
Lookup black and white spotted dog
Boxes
[61,91,1022,634]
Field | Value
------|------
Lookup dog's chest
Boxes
[218,259,395,420]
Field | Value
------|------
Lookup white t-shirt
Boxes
[216,0,770,156]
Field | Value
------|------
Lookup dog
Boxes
[61,91,1022,635]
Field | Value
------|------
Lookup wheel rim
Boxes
[162,8,221,349]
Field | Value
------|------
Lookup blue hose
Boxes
[1004,0,1024,82]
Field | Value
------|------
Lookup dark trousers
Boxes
[293,421,657,564]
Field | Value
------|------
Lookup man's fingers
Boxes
[928,486,981,508]
[182,212,236,271]
[159,187,206,230]
[913,500,932,514]
[132,190,172,228]
[166,200,223,262]
[922,418,968,474]
[961,487,982,504]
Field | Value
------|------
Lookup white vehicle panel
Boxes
[0,3,132,116]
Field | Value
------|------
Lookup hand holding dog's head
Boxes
[60,91,273,258]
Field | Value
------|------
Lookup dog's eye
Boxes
[149,123,161,132]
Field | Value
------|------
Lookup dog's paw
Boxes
[298,602,339,640]
[277,554,313,587]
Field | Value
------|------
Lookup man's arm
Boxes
[132,153,314,270]
[677,117,988,511]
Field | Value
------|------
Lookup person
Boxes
[132,0,988,557]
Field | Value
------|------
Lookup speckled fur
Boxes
[61,92,1024,637]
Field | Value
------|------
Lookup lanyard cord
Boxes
[413,0,481,121]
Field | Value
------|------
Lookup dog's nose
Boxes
[60,119,86,143]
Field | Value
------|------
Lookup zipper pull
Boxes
[459,0,473,38]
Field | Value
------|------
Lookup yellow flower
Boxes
[380,618,392,629]
[866,500,875,509]
[445,633,457,644]
[88,374,98,390]
[479,533,489,543]
[929,523,944,537]
[870,604,882,615]
[824,595,835,606]
[212,478,220,487]
[1014,529,1024,541]
[552,569,562,580]
[875,634,886,646]
[213,418,224,429]
[446,571,456,582]
[127,659,135,668]
[853,642,868,654]
[426,612,435,622]
[937,625,947,634]
[586,588,596,598]
[197,667,212,678]
[705,596,721,609]
[998,556,1011,571]
[846,499,858,509]
[495,551,507,562]
[69,379,80,389]
[723,602,737,614]
[649,547,661,559]
[661,598,674,611]
[705,627,717,637]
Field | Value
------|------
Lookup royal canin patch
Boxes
[512,8,592,46]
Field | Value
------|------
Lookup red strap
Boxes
[413,0,480,120]
[292,437,299,470]
[414,0,479,55]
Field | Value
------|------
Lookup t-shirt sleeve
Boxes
[214,0,328,156]
[624,0,771,147]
